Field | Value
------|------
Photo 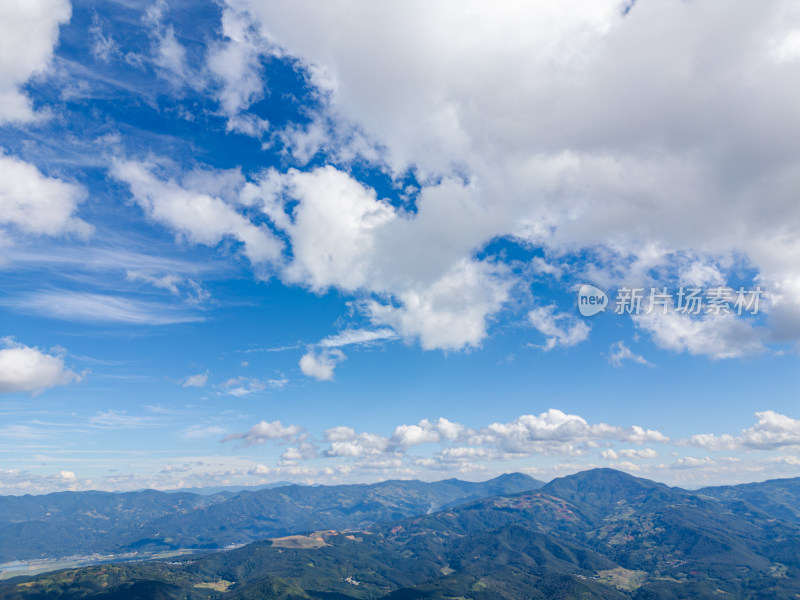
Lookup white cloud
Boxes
[0,0,71,123]
[220,376,270,396]
[624,426,669,445]
[299,349,345,381]
[366,259,511,351]
[221,0,800,352]
[608,341,652,367]
[469,409,668,457]
[281,442,318,462]
[392,417,464,448]
[634,310,765,360]
[143,0,204,90]
[90,15,117,63]
[323,426,390,458]
[90,410,156,429]
[297,328,396,381]
[57,470,77,482]
[7,290,203,325]
[0,338,81,395]
[222,409,673,470]
[245,166,513,352]
[183,373,208,388]
[0,154,92,238]
[528,305,590,351]
[181,424,227,441]
[318,328,397,348]
[206,3,271,134]
[685,410,800,451]
[111,159,283,267]
[679,260,725,288]
[222,420,302,446]
[770,30,800,64]
[0,424,48,439]
[602,448,658,460]
[280,166,397,292]
[127,270,182,295]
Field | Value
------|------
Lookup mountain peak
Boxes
[541,468,668,514]
[486,472,540,485]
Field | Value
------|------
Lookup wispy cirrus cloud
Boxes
[219,376,286,396]
[300,327,397,381]
[181,424,228,441]
[182,372,208,388]
[4,290,204,325]
[607,341,653,368]
[528,306,590,351]
[89,410,159,429]
[111,158,284,267]
[222,420,303,446]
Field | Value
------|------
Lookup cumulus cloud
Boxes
[602,448,658,460]
[299,349,345,381]
[244,165,513,352]
[309,409,670,466]
[276,166,396,292]
[0,338,81,395]
[323,426,391,458]
[0,154,92,238]
[0,0,71,123]
[684,410,800,451]
[469,409,669,457]
[280,442,318,462]
[391,417,464,448]
[222,420,302,446]
[366,259,511,351]
[216,0,800,354]
[633,310,765,360]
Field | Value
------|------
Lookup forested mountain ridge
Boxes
[2,469,799,599]
[0,473,544,562]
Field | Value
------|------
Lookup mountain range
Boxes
[1,469,800,599]
[0,473,543,562]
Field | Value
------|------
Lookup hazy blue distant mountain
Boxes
[3,469,799,599]
[698,477,800,524]
[0,489,227,563]
[161,481,298,496]
[121,474,545,553]
[0,473,543,562]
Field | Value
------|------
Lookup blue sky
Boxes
[1,0,799,494]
